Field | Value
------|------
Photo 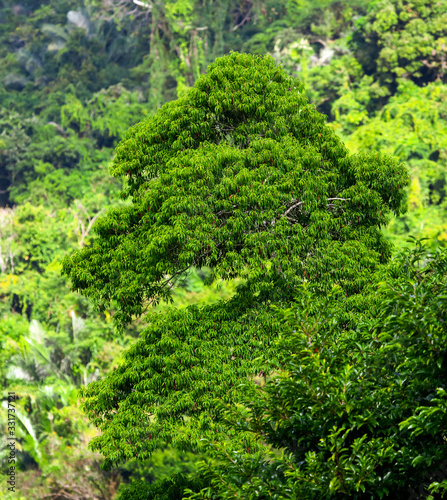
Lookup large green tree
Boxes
[62,52,409,474]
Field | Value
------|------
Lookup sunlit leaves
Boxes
[63,52,409,332]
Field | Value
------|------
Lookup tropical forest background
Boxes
[0,0,446,498]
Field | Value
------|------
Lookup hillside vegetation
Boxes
[0,1,446,498]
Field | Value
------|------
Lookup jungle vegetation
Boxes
[1,0,447,498]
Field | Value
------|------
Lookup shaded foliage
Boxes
[182,239,447,498]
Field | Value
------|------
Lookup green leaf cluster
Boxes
[350,0,447,88]
[59,55,410,493]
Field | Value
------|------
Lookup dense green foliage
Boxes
[1,0,447,498]
[183,239,447,498]
[345,79,447,252]
[117,473,211,500]
[62,51,409,329]
[350,0,447,90]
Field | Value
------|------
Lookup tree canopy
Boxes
[62,51,409,329]
[61,52,410,473]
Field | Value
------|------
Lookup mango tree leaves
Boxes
[63,52,411,469]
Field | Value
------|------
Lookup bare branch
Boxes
[185,25,208,31]
[232,5,252,31]
[0,245,6,274]
[283,200,304,217]
[9,249,14,274]
[315,38,328,48]
[159,241,224,292]
[133,0,151,8]
[71,204,106,248]
[47,121,67,136]
[81,209,106,247]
